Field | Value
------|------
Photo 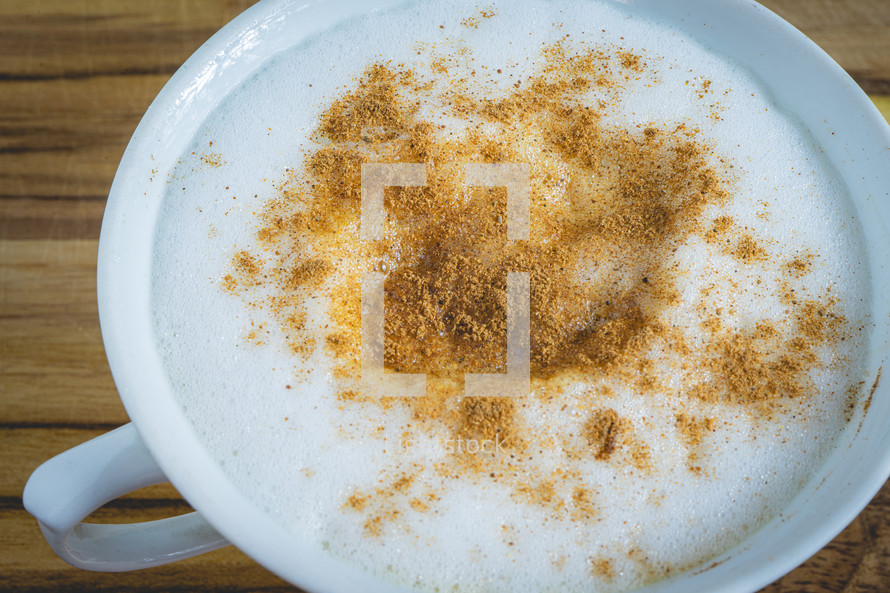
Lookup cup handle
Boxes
[23,422,230,571]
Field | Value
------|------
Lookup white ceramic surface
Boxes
[23,1,890,592]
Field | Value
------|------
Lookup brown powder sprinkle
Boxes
[584,408,622,460]
[342,472,423,537]
[285,259,332,290]
[783,252,815,278]
[227,46,739,397]
[232,250,261,281]
[514,479,560,510]
[582,408,652,471]
[690,328,810,406]
[460,15,481,29]
[703,217,772,264]
[703,215,734,244]
[409,498,430,513]
[675,413,716,474]
[590,556,617,581]
[343,492,368,512]
[732,233,768,263]
[316,64,416,144]
[570,486,598,522]
[219,20,860,557]
[618,50,644,72]
[864,366,882,416]
[796,298,846,342]
[457,397,518,448]
[200,152,225,167]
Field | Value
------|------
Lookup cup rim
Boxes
[97,1,890,592]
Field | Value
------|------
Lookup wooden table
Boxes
[1,1,888,591]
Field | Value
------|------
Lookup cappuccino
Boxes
[151,1,872,591]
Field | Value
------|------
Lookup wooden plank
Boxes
[0,240,122,426]
[2,428,293,591]
[0,1,296,591]
[0,198,106,240]
[0,75,172,205]
[1,1,887,592]
[3,429,151,498]
[1,240,99,312]
[760,0,890,93]
[0,0,261,213]
[0,510,295,592]
[871,95,890,119]
[0,0,260,80]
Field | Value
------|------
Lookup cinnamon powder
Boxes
[221,32,855,545]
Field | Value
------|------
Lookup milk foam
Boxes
[151,1,872,591]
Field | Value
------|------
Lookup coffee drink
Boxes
[151,1,872,591]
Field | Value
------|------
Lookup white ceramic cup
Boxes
[23,1,890,591]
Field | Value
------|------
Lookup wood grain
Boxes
[1,1,888,592]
